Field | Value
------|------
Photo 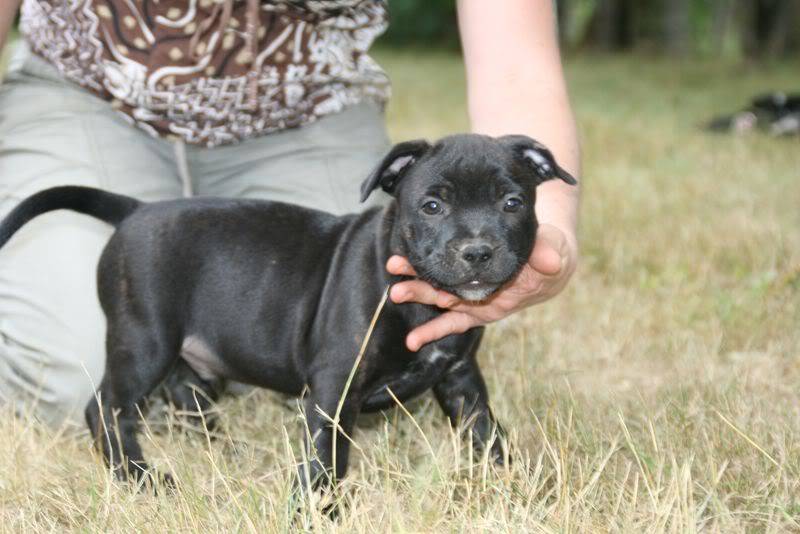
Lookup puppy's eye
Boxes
[421,200,443,215]
[503,197,523,212]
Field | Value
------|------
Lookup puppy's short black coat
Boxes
[0,134,576,489]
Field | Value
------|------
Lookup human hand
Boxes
[387,223,578,351]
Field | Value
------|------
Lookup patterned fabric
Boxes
[19,0,391,147]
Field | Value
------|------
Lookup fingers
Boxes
[390,280,460,309]
[386,255,417,276]
[385,255,478,350]
[406,311,480,352]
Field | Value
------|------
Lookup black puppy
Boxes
[0,134,576,491]
[706,91,800,136]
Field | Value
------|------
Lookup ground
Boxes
[1,47,799,532]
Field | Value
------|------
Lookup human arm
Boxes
[1,0,22,57]
[0,1,21,52]
[388,0,581,351]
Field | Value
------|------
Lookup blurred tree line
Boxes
[382,0,800,59]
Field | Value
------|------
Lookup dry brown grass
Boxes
[1,48,799,532]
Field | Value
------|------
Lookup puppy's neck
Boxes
[372,202,412,285]
[382,202,409,259]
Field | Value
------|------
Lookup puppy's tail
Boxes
[0,186,141,249]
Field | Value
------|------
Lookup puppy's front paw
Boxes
[472,427,511,467]
[488,437,511,467]
[128,463,177,495]
[289,479,345,523]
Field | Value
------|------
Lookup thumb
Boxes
[530,227,564,276]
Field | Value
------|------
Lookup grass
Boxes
[2,45,800,532]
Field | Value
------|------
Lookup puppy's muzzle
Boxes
[455,238,495,272]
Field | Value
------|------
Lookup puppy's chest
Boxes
[359,309,435,380]
[364,322,415,372]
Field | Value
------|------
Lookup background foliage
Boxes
[382,0,800,59]
[381,0,460,48]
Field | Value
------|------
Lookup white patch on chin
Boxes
[456,286,495,302]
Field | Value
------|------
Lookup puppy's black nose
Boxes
[459,241,493,266]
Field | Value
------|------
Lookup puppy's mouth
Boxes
[440,279,501,302]
[407,252,523,303]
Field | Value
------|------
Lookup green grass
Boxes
[2,47,800,531]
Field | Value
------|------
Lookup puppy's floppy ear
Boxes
[499,135,578,186]
[360,140,431,202]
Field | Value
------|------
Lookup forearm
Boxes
[1,0,22,57]
[470,75,580,239]
[457,0,581,245]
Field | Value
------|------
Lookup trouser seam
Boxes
[79,108,111,192]
[174,140,194,198]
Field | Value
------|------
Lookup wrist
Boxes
[535,180,580,272]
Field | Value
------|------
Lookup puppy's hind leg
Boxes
[85,322,179,488]
[159,359,223,430]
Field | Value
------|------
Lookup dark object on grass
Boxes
[705,92,800,136]
[0,134,576,502]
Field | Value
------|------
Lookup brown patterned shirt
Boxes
[20,0,391,147]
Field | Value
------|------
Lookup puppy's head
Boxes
[361,134,577,301]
